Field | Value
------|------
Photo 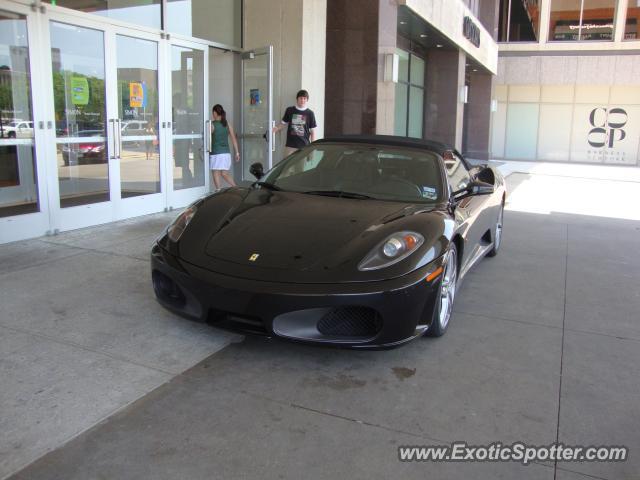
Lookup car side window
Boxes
[279,149,326,179]
[444,151,471,192]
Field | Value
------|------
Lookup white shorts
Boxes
[209,153,231,170]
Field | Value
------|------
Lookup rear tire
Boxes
[486,204,504,258]
[425,243,458,337]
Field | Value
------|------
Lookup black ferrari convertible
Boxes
[152,135,506,348]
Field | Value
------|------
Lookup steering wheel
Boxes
[372,178,423,198]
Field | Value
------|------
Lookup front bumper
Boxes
[151,243,442,348]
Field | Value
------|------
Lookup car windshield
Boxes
[262,143,444,203]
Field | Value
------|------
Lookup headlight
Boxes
[167,205,197,242]
[358,231,424,271]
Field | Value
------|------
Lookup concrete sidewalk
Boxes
[2,169,640,479]
[0,212,240,478]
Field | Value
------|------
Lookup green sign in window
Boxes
[71,77,89,105]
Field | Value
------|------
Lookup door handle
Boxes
[109,119,116,159]
[204,120,211,152]
[271,120,276,152]
[115,119,122,158]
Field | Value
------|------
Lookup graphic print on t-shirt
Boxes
[291,113,306,137]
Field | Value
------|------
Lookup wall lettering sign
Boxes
[463,16,481,48]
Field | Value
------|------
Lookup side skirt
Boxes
[458,242,494,286]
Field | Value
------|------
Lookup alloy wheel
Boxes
[438,248,457,330]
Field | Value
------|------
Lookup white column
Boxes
[614,0,630,42]
[538,0,552,44]
[301,0,327,140]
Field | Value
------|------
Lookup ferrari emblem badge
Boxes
[249,253,260,262]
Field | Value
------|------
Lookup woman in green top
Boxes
[210,104,240,190]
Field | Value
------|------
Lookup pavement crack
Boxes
[554,466,612,480]
[239,389,448,444]
[0,322,177,377]
[454,310,562,331]
[38,239,149,263]
[553,223,569,480]
[0,250,87,278]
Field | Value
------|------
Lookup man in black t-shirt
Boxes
[273,89,317,158]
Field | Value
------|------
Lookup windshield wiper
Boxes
[303,190,372,200]
[252,181,281,191]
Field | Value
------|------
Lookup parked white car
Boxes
[2,120,34,139]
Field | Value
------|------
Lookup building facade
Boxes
[324,0,500,161]
[494,0,640,166]
[0,0,501,244]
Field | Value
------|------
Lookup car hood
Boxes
[177,188,451,283]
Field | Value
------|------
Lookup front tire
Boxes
[426,243,458,337]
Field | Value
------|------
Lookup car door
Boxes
[445,150,487,270]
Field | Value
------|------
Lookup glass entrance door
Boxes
[240,46,273,180]
[49,21,109,215]
[43,9,165,230]
[166,40,208,208]
[112,31,164,219]
[0,6,50,243]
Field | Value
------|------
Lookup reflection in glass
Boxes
[397,50,409,83]
[410,55,424,87]
[408,86,424,139]
[394,49,424,139]
[580,0,615,41]
[166,0,241,46]
[394,83,408,137]
[45,0,161,29]
[549,0,615,41]
[117,35,160,198]
[50,22,109,208]
[625,1,640,40]
[172,46,205,190]
[498,0,540,42]
[0,12,39,218]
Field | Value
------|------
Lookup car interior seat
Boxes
[334,151,379,191]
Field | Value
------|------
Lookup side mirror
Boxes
[452,180,494,201]
[474,166,495,185]
[249,162,264,180]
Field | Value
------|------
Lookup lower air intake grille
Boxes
[317,306,382,337]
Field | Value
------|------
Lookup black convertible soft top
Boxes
[314,135,451,156]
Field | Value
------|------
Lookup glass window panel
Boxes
[394,83,408,137]
[549,0,582,41]
[580,0,615,41]
[408,86,423,139]
[167,0,241,47]
[117,35,160,198]
[50,21,109,208]
[171,46,205,191]
[502,0,541,42]
[397,49,409,84]
[625,1,640,40]
[409,54,424,87]
[505,103,539,159]
[45,0,161,30]
[0,12,39,218]
[537,104,572,162]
